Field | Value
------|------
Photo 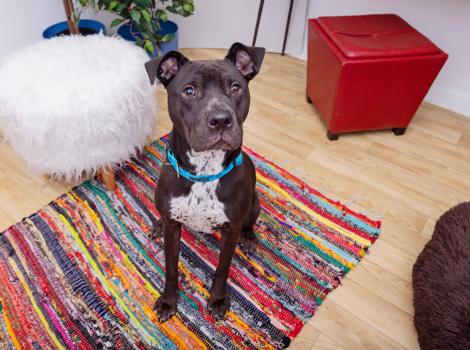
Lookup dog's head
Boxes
[145,43,265,152]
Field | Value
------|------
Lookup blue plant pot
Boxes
[117,20,178,57]
[43,20,106,38]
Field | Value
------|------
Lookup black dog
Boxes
[145,43,265,321]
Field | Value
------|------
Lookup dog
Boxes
[144,43,265,321]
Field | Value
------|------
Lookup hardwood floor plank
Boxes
[312,334,346,350]
[312,302,408,350]
[366,142,470,194]
[346,260,414,315]
[0,178,46,224]
[289,322,320,350]
[0,206,16,231]
[365,240,418,283]
[328,278,419,349]
[308,146,450,219]
[420,218,436,239]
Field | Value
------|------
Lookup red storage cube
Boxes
[306,14,448,140]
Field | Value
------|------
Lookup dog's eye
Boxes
[182,86,195,97]
[230,82,242,94]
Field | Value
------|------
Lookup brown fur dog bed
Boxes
[413,202,470,349]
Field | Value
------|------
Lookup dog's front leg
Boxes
[154,219,181,321]
[208,227,241,319]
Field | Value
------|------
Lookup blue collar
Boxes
[166,148,243,182]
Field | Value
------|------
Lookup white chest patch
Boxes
[169,149,229,233]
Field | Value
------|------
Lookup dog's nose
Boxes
[208,113,233,131]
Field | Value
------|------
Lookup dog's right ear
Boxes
[145,51,189,87]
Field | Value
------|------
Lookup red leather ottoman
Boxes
[306,14,448,140]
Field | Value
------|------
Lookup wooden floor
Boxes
[1,48,469,349]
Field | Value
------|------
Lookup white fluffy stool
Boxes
[0,34,157,190]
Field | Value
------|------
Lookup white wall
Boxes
[295,0,470,117]
[0,0,65,58]
[168,0,307,55]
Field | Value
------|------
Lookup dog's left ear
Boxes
[145,51,189,87]
[225,42,265,81]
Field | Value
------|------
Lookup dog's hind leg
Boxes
[239,193,260,254]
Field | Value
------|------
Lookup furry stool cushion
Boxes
[0,34,156,181]
[413,202,470,350]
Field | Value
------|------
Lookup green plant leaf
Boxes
[160,33,175,43]
[108,1,118,10]
[116,3,127,12]
[166,6,178,14]
[110,18,124,27]
[136,0,151,7]
[130,10,141,24]
[157,9,168,22]
[144,40,155,54]
[141,31,152,40]
[183,3,194,13]
[141,9,151,22]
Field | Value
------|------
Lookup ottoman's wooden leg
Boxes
[327,130,339,141]
[392,127,407,136]
[99,166,116,191]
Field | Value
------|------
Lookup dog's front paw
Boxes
[149,221,163,241]
[207,294,231,320]
[239,228,257,254]
[154,293,177,322]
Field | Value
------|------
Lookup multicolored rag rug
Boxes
[0,136,381,350]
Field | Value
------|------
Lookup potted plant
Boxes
[43,0,106,38]
[82,0,194,57]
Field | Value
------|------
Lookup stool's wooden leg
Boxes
[99,166,116,191]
